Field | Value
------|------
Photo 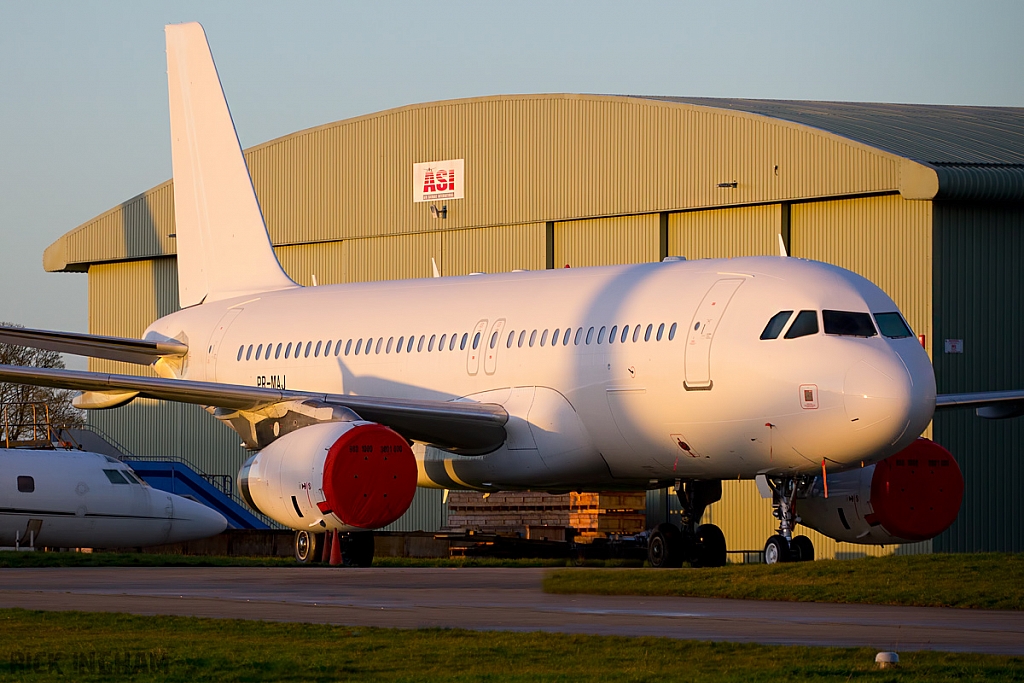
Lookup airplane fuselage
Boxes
[0,448,227,548]
[147,255,936,491]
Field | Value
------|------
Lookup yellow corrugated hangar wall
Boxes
[46,93,1010,556]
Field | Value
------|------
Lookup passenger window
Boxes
[438,334,447,351]
[586,327,595,344]
[760,311,793,340]
[355,339,363,355]
[375,338,383,354]
[506,331,514,348]
[103,469,129,485]
[460,333,468,351]
[237,346,243,361]
[285,342,293,359]
[529,330,537,347]
[784,310,819,339]
[574,328,583,345]
[823,310,877,337]
[551,328,560,346]
[472,332,480,350]
[562,328,572,346]
[255,344,263,360]
[669,323,677,341]
[276,343,283,359]
[427,335,435,352]
[449,334,458,351]
[325,340,333,356]
[540,329,549,346]
[17,476,33,493]
[246,344,253,361]
[632,326,641,343]
[657,323,665,341]
[621,326,629,343]
[335,340,342,357]
[387,337,394,354]
[396,337,404,353]
[314,341,322,357]
[644,324,653,341]
[345,339,352,355]
[488,332,497,349]
[608,325,617,344]
[305,341,313,358]
[874,312,913,339]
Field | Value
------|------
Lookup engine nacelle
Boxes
[798,438,963,545]
[238,421,417,531]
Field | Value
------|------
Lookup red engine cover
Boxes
[869,438,964,541]
[319,423,418,529]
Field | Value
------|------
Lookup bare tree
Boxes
[0,323,84,443]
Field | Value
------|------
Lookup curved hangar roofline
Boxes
[43,94,1024,273]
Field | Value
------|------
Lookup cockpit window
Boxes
[760,311,793,340]
[103,469,129,485]
[874,312,913,339]
[784,310,819,339]
[823,310,877,337]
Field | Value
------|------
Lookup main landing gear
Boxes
[763,476,815,564]
[294,529,375,567]
[647,480,728,569]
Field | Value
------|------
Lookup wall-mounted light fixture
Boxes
[429,205,448,219]
[717,181,738,189]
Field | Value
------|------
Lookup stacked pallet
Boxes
[569,492,647,539]
[445,491,646,540]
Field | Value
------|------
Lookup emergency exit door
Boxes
[684,279,744,389]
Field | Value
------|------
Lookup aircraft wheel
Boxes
[648,523,684,568]
[694,523,727,567]
[763,535,791,565]
[343,531,375,567]
[790,535,814,562]
[294,529,319,564]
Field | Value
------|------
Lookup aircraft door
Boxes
[466,319,489,376]
[206,308,242,382]
[484,319,505,375]
[684,279,744,390]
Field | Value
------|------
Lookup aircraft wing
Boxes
[0,326,186,365]
[936,390,1024,419]
[0,364,508,455]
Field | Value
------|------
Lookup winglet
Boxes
[778,234,789,257]
[166,22,296,307]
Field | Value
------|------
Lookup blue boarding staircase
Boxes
[60,426,268,530]
[124,460,269,530]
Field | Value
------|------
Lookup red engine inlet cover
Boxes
[869,438,964,541]
[320,424,418,530]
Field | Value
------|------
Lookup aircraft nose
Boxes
[843,355,915,451]
[166,496,228,543]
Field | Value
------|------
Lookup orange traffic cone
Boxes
[329,529,342,566]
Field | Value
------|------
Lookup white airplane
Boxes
[0,22,1018,566]
[0,446,227,549]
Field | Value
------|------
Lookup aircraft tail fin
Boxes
[166,22,296,307]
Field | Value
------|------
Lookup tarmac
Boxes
[0,566,1021,654]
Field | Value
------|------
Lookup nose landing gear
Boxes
[763,475,815,564]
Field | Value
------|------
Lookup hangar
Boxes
[43,94,1024,556]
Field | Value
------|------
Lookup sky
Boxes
[1,0,1022,353]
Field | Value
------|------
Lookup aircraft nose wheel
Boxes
[763,475,815,564]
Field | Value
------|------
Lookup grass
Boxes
[0,609,1020,682]
[544,552,1024,610]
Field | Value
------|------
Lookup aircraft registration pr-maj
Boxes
[1,22,1020,567]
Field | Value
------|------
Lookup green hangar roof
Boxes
[650,97,1024,200]
[44,94,1024,273]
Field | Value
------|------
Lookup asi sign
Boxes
[413,159,464,203]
